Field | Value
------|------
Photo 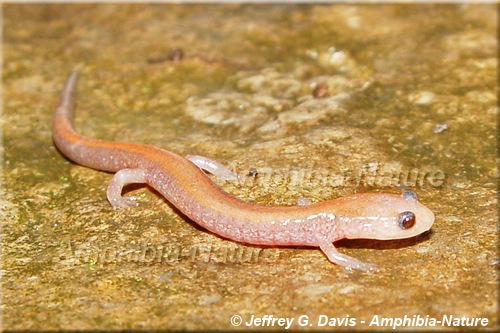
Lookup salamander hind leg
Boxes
[106,169,148,209]
[316,236,379,272]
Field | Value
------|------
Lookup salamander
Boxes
[52,73,435,271]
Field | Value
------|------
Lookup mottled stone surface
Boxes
[2,4,497,330]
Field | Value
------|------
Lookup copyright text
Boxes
[229,314,490,329]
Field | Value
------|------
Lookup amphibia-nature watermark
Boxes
[58,240,279,266]
[239,162,446,190]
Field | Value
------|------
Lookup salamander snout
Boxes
[386,190,434,239]
[340,190,435,240]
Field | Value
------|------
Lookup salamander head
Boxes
[338,190,435,240]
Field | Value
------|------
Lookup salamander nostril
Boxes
[398,211,416,229]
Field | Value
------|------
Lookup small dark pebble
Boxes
[248,168,258,177]
[148,48,184,64]
[312,83,328,98]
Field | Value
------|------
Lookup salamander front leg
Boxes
[106,169,148,209]
[186,155,241,183]
[316,236,379,272]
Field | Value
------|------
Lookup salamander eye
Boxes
[398,211,416,229]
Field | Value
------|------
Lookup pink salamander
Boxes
[53,73,435,271]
